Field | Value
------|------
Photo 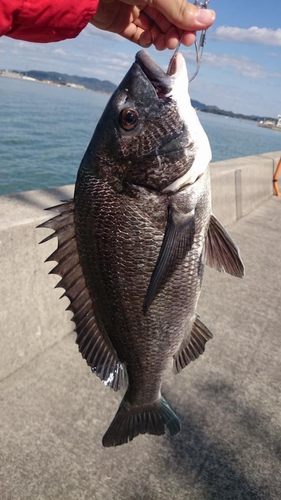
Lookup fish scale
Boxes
[75,169,205,404]
[39,50,244,447]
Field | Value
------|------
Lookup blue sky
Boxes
[0,0,280,117]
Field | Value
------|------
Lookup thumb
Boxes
[152,0,216,30]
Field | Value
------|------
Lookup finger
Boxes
[164,26,183,50]
[154,27,180,50]
[150,0,216,31]
[180,31,197,47]
[121,12,164,48]
[140,6,172,33]
[134,11,163,41]
[133,9,155,31]
[153,26,195,50]
[120,23,153,47]
[139,30,154,48]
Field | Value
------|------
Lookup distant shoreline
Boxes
[0,69,275,123]
[0,71,110,95]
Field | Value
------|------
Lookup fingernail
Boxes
[197,9,216,25]
[139,30,153,48]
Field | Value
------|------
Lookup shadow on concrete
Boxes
[161,382,279,500]
[200,380,281,463]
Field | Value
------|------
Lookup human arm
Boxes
[1,0,99,43]
[1,0,215,48]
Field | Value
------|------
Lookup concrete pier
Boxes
[0,151,281,499]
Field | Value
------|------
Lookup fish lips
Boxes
[135,50,174,97]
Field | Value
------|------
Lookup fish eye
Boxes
[120,108,139,131]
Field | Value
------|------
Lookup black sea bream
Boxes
[40,51,244,447]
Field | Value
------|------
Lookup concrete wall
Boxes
[0,186,74,381]
[0,150,280,381]
[210,150,280,226]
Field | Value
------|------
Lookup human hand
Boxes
[90,0,216,50]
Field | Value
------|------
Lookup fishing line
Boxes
[167,0,211,82]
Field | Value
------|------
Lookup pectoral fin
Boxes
[38,201,127,391]
[204,214,244,278]
[143,205,195,315]
[173,316,213,374]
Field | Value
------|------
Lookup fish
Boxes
[39,50,244,447]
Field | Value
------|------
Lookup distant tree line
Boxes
[12,69,117,93]
[6,69,275,122]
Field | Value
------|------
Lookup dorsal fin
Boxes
[143,205,195,315]
[204,214,244,278]
[38,201,127,391]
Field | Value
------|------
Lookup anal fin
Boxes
[204,214,244,278]
[38,201,127,391]
[173,316,213,374]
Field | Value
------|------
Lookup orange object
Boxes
[273,158,281,196]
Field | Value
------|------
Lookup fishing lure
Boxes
[167,0,211,81]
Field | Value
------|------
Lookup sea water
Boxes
[0,76,280,196]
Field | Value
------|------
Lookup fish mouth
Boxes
[135,50,184,96]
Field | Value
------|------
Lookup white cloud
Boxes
[265,51,280,57]
[212,26,281,46]
[182,50,281,79]
[18,41,29,48]
[83,24,126,43]
[53,48,67,56]
[204,52,266,78]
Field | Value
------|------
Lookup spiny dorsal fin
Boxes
[143,205,195,315]
[204,214,244,278]
[173,316,213,374]
[38,201,127,391]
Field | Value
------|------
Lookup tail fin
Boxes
[102,396,181,447]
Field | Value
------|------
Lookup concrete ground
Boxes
[1,197,281,500]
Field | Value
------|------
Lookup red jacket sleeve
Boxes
[1,0,99,43]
